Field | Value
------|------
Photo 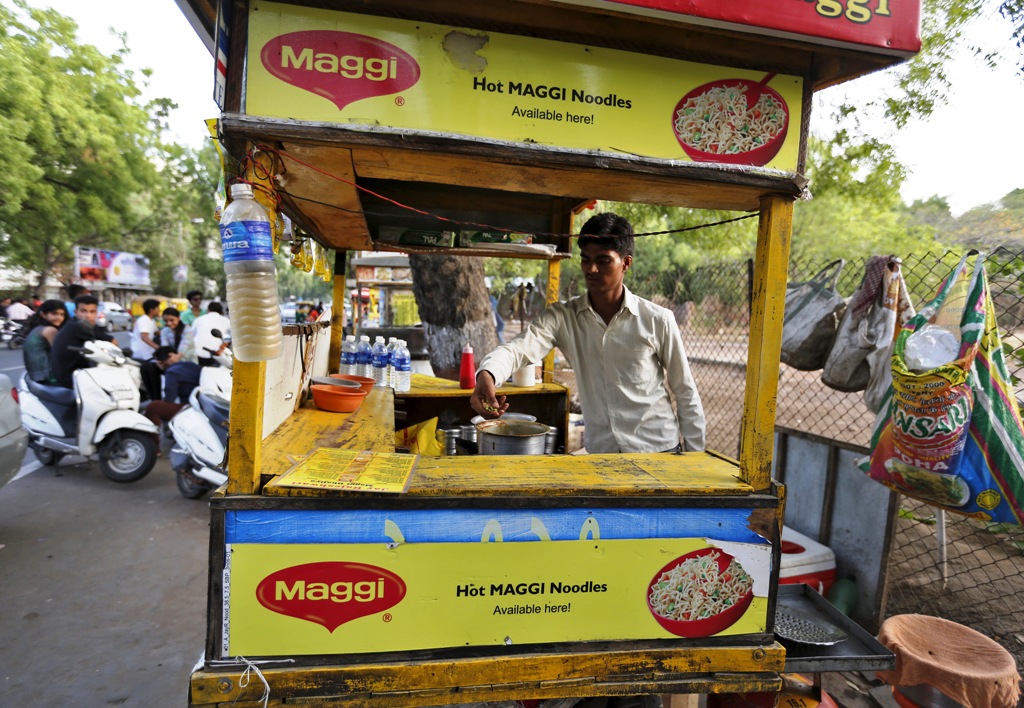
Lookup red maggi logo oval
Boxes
[256,561,406,632]
[260,31,421,111]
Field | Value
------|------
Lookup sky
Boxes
[26,0,1024,216]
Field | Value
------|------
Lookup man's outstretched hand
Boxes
[469,370,509,418]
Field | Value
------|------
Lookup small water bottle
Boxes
[340,334,358,376]
[218,183,282,362]
[355,335,373,379]
[371,336,389,386]
[394,339,412,393]
[385,337,398,388]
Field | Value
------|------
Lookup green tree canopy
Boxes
[0,1,163,291]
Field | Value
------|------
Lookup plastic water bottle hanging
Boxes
[218,183,282,362]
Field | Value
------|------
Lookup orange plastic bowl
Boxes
[646,548,754,638]
[311,384,368,413]
[671,78,789,167]
[330,374,375,394]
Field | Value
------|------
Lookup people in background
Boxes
[6,298,34,322]
[131,299,162,399]
[192,302,231,367]
[49,295,114,389]
[159,307,186,351]
[130,299,161,363]
[23,300,67,384]
[142,346,203,451]
[180,290,205,326]
[490,292,505,343]
[63,284,89,319]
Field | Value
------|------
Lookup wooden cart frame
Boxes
[178,1,920,704]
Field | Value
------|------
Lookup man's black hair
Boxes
[143,298,161,314]
[577,212,635,259]
[153,346,175,362]
[186,290,203,301]
[75,294,99,307]
[67,284,89,300]
[207,301,224,315]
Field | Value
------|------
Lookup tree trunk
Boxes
[409,254,499,380]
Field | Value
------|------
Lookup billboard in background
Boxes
[75,247,151,288]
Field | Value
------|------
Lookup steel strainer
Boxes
[775,599,848,646]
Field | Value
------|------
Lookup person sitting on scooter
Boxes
[23,300,67,384]
[142,347,202,446]
[192,302,231,367]
[49,295,115,389]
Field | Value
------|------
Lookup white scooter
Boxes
[168,334,232,499]
[19,339,159,482]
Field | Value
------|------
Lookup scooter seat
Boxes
[25,377,77,406]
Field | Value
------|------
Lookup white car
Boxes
[0,373,29,488]
[97,301,133,331]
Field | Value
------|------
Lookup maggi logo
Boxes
[256,561,406,632]
[261,30,421,111]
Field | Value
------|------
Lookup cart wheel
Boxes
[99,431,157,483]
[176,467,210,499]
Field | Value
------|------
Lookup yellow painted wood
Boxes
[543,258,560,382]
[403,372,566,398]
[263,448,754,498]
[740,195,793,491]
[190,643,784,707]
[259,388,396,483]
[328,267,346,374]
[226,360,266,495]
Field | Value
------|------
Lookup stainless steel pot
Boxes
[476,420,551,455]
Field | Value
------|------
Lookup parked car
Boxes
[0,373,29,488]
[97,301,133,331]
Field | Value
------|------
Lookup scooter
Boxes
[168,333,232,499]
[2,318,27,350]
[19,339,159,482]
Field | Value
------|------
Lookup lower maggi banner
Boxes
[225,537,770,656]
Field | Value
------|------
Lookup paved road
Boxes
[0,330,210,707]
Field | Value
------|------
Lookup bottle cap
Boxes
[229,183,253,199]
[360,335,369,341]
[463,344,473,353]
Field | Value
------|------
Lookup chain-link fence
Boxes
[637,247,1024,671]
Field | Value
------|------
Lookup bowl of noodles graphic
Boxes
[672,78,789,166]
[647,547,754,637]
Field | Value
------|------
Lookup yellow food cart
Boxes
[180,1,921,704]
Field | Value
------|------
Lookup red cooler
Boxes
[780,526,836,595]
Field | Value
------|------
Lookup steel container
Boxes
[476,420,551,455]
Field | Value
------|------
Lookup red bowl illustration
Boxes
[647,547,754,638]
[671,78,789,167]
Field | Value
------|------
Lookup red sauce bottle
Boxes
[459,344,475,389]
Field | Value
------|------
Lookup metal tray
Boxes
[776,584,895,674]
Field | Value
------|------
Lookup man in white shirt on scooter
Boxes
[50,295,115,389]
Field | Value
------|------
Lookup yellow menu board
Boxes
[268,449,418,493]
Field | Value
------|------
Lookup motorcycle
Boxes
[19,339,159,482]
[2,318,28,350]
[168,331,232,499]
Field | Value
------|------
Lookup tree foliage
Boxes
[0,1,164,291]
